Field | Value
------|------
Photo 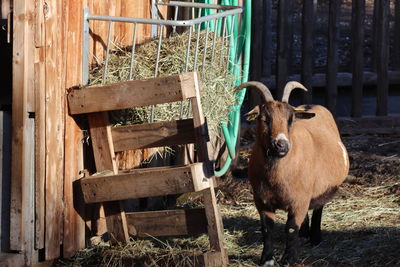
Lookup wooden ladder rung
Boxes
[126,208,207,237]
[112,119,209,152]
[80,163,211,203]
[67,72,199,115]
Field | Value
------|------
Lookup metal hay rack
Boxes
[82,1,244,122]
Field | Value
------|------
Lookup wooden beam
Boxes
[125,209,207,237]
[63,0,86,258]
[276,0,291,98]
[337,116,400,134]
[261,71,400,88]
[326,0,340,115]
[10,2,36,261]
[112,119,202,152]
[376,0,389,116]
[351,0,365,118]
[262,0,272,78]
[67,72,198,115]
[394,0,400,69]
[80,163,211,203]
[87,112,129,242]
[301,0,314,103]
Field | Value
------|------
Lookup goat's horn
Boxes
[281,81,308,103]
[235,81,274,102]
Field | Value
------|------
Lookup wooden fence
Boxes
[251,0,400,118]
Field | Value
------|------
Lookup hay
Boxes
[89,31,239,140]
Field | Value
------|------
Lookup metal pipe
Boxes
[219,17,227,67]
[226,15,235,71]
[193,23,202,71]
[180,26,193,119]
[172,6,179,34]
[201,20,210,77]
[87,8,242,27]
[129,23,138,80]
[102,21,113,84]
[157,1,239,10]
[151,25,164,122]
[82,8,90,85]
[210,18,219,63]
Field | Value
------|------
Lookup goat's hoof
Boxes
[260,259,275,266]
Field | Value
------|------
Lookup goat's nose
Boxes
[276,139,286,149]
[272,138,289,157]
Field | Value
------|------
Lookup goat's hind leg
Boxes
[310,206,323,245]
[259,210,275,266]
[299,213,310,244]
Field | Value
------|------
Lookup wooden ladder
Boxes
[67,72,228,266]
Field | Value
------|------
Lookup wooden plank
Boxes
[202,186,228,265]
[88,113,118,172]
[372,0,379,71]
[376,0,389,116]
[261,71,400,88]
[193,252,227,267]
[34,0,45,47]
[276,0,290,98]
[10,0,36,256]
[87,111,129,243]
[63,0,86,257]
[125,208,207,237]
[337,116,400,130]
[80,163,211,203]
[189,73,213,177]
[301,0,314,103]
[68,72,198,115]
[351,0,365,118]
[262,0,272,78]
[394,0,400,69]
[326,0,340,115]
[112,119,201,152]
[44,0,67,259]
[34,59,45,250]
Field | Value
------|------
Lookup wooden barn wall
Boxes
[10,0,159,263]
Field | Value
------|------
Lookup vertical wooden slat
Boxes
[262,0,272,78]
[376,0,389,116]
[394,0,400,69]
[326,0,340,115]
[351,0,365,118]
[301,0,314,103]
[10,1,36,258]
[44,0,67,259]
[63,0,86,258]
[276,0,290,98]
[372,0,379,71]
[88,112,129,242]
[249,0,264,106]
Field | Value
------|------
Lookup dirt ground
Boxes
[57,132,400,267]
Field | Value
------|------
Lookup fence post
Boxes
[351,0,365,118]
[301,0,314,103]
[276,0,292,99]
[376,0,389,116]
[393,0,400,69]
[326,0,340,115]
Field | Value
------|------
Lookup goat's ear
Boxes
[294,110,315,120]
[244,106,260,121]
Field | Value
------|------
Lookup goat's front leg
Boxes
[281,206,308,265]
[259,210,275,266]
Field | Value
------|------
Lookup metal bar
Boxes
[129,23,138,80]
[157,1,240,10]
[201,21,211,77]
[180,26,193,119]
[226,15,235,71]
[151,0,158,37]
[193,23,202,71]
[82,8,90,85]
[151,25,164,122]
[102,21,113,84]
[86,8,243,27]
[219,17,227,67]
[197,8,203,30]
[211,18,219,63]
[172,6,179,34]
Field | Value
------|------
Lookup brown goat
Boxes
[238,81,349,266]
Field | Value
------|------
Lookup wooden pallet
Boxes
[68,72,228,266]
